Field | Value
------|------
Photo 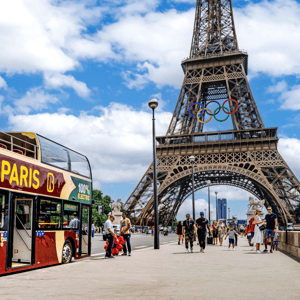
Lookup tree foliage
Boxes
[92,189,112,226]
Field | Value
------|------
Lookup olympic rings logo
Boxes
[188,99,239,123]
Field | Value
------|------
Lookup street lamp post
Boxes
[189,156,196,222]
[148,98,159,250]
[228,207,230,221]
[204,208,207,219]
[215,191,218,221]
[207,180,211,224]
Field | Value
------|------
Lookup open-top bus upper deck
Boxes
[0,132,92,204]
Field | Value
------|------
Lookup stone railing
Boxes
[278,231,300,259]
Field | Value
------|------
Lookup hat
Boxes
[186,213,190,217]
[200,212,204,215]
[256,208,262,212]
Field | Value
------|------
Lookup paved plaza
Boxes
[1,237,300,300]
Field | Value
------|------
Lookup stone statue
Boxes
[112,199,122,214]
[110,199,122,225]
[246,197,265,224]
[248,197,265,212]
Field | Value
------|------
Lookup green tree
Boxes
[92,190,112,226]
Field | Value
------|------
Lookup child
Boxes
[273,227,279,251]
[225,225,239,251]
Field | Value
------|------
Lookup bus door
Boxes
[11,198,33,267]
[79,205,91,257]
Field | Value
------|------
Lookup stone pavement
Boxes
[1,237,300,300]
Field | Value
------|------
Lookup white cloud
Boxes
[0,76,7,89]
[8,103,172,184]
[267,80,288,94]
[278,137,300,175]
[266,81,300,110]
[235,0,300,77]
[44,73,91,98]
[13,87,60,114]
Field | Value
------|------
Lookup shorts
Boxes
[274,241,278,245]
[264,229,275,238]
[229,238,234,245]
[213,230,218,238]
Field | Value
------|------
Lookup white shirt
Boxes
[104,219,113,235]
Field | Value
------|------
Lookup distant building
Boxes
[217,198,227,220]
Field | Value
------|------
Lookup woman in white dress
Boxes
[252,208,265,253]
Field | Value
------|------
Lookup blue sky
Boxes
[1,0,300,220]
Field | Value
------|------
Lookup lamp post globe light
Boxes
[148,98,159,250]
[215,191,218,221]
[189,156,196,222]
[207,180,211,224]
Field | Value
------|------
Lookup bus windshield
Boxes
[37,135,91,178]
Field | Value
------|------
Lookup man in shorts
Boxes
[263,206,277,253]
[182,213,196,253]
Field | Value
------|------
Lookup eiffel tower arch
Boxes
[123,0,300,225]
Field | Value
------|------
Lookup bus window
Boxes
[38,136,69,170]
[38,200,61,229]
[0,194,8,231]
[63,203,79,229]
[69,151,90,178]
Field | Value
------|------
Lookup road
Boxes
[91,232,177,255]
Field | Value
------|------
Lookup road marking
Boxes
[91,252,105,257]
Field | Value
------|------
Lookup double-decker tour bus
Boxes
[0,132,93,275]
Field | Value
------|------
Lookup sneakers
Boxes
[228,248,230,251]
[178,241,180,245]
[233,248,236,251]
[191,247,193,253]
[121,253,127,256]
[251,247,254,251]
[263,249,268,253]
[105,255,115,259]
[200,248,203,253]
[270,249,273,253]
[185,249,189,253]
[202,249,205,253]
[256,250,262,254]
[128,253,131,256]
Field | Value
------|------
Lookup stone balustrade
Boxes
[278,231,300,259]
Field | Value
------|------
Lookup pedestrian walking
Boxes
[225,224,239,250]
[252,209,265,254]
[217,219,226,246]
[239,224,245,237]
[176,221,184,245]
[229,216,238,246]
[196,212,210,253]
[212,220,218,245]
[263,206,278,253]
[182,213,196,253]
[120,212,131,256]
[247,217,255,250]
[92,222,95,238]
[104,215,116,259]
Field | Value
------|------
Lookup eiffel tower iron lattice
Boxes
[123,0,300,225]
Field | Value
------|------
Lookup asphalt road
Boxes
[91,233,178,255]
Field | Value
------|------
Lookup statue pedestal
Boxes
[112,212,122,226]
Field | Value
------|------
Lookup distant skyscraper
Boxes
[217,199,227,220]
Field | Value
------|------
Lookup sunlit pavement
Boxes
[1,237,300,300]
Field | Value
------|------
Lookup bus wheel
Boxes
[62,240,73,264]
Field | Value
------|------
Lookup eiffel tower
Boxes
[123,0,300,225]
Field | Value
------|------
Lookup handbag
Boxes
[258,224,266,231]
